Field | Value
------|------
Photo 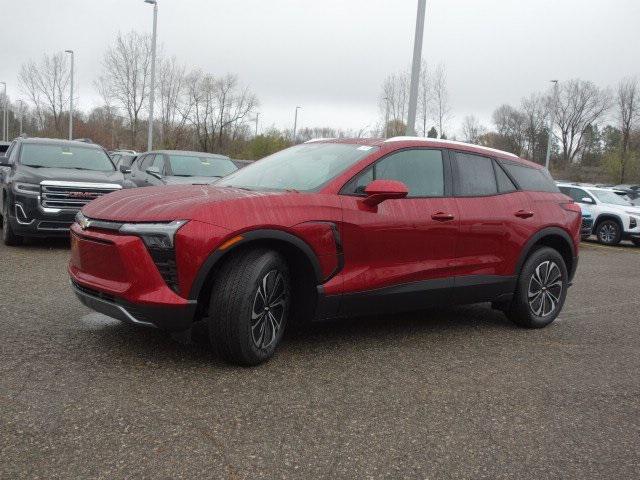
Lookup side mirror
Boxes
[362,179,408,206]
[146,166,162,178]
[580,197,594,204]
[119,164,131,174]
[0,155,9,167]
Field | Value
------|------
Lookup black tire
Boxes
[208,248,290,366]
[596,219,622,245]
[506,247,568,329]
[2,202,23,246]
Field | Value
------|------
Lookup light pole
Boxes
[406,0,427,136]
[0,82,6,141]
[292,106,301,144]
[383,96,390,138]
[18,100,24,135]
[145,0,158,151]
[65,50,74,140]
[255,112,260,137]
[545,80,559,170]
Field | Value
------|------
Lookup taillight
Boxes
[561,202,582,214]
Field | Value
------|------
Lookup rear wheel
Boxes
[596,220,622,245]
[2,202,23,246]
[207,248,290,366]
[506,247,568,329]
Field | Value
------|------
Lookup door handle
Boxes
[431,212,455,222]
[515,210,534,219]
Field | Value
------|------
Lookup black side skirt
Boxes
[315,275,517,321]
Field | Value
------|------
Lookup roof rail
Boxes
[383,136,519,158]
[304,138,338,144]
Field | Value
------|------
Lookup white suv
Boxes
[557,183,640,246]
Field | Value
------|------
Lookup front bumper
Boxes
[68,223,198,331]
[580,217,594,237]
[71,281,196,331]
[9,193,76,236]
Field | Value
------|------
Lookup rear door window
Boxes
[500,162,559,193]
[453,153,498,196]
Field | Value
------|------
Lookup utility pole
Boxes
[292,106,301,144]
[383,96,390,138]
[65,50,74,140]
[545,80,559,170]
[0,82,6,141]
[406,0,427,136]
[145,0,158,151]
[18,100,24,135]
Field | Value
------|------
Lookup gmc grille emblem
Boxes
[68,191,95,198]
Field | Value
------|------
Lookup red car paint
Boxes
[69,138,581,330]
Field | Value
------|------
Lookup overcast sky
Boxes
[1,0,638,136]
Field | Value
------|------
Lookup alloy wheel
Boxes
[250,269,286,349]
[599,223,617,244]
[527,260,563,317]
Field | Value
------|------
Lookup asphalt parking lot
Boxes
[1,239,639,479]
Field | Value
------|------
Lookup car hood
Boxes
[14,166,124,185]
[603,203,640,214]
[82,184,279,223]
[162,176,221,185]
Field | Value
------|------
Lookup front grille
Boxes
[147,247,179,292]
[40,181,121,211]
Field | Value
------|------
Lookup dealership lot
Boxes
[1,240,639,479]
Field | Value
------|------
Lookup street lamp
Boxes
[383,96,390,138]
[406,0,427,136]
[18,99,24,135]
[292,106,301,144]
[145,0,158,151]
[545,80,559,170]
[254,112,260,137]
[65,50,74,140]
[0,81,6,141]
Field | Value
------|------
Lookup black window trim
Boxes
[339,147,453,199]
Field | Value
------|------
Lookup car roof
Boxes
[557,183,617,193]
[150,150,231,159]
[305,136,537,167]
[18,137,103,149]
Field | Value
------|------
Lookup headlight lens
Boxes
[13,182,40,195]
[119,220,188,249]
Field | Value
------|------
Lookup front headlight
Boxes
[13,182,40,195]
[119,220,188,249]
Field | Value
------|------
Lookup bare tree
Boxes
[379,70,410,137]
[616,77,639,182]
[554,79,611,164]
[520,93,549,162]
[96,31,153,149]
[461,115,485,144]
[213,74,258,150]
[18,52,70,136]
[491,104,527,155]
[157,56,187,148]
[430,63,452,138]
[417,60,431,136]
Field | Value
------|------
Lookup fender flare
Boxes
[593,213,624,231]
[188,228,323,301]
[515,226,576,276]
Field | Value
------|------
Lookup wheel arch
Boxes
[593,213,624,231]
[189,229,322,322]
[516,227,577,282]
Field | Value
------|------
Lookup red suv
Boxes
[69,138,581,365]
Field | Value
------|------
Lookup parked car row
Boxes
[557,181,640,246]
[0,136,245,245]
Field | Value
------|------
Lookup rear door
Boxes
[338,148,460,313]
[451,152,533,299]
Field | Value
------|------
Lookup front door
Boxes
[338,148,459,315]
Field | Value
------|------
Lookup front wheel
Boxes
[207,248,290,366]
[596,220,622,245]
[506,247,568,329]
[2,202,24,246]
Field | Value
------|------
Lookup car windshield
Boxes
[592,190,633,206]
[218,143,378,191]
[20,143,115,171]
[168,154,238,177]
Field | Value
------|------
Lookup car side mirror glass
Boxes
[581,197,594,204]
[362,179,408,206]
[0,155,9,167]
[146,166,162,178]
[119,164,131,174]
